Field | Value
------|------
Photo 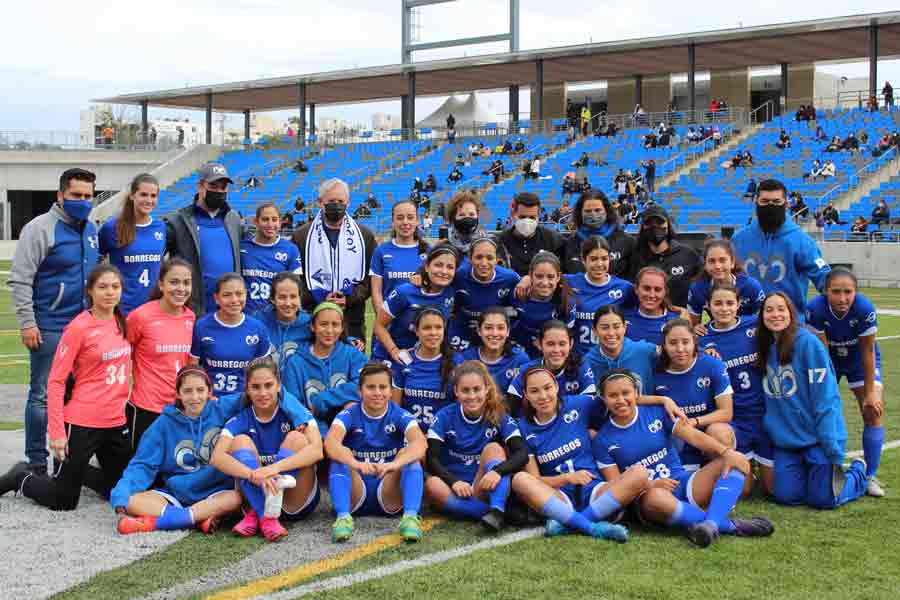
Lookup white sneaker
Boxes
[866,478,886,498]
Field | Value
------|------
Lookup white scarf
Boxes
[304,211,366,303]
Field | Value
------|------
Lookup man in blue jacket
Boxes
[732,179,830,319]
[9,168,99,474]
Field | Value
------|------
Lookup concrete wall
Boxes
[607,77,637,115]
[531,83,566,120]
[820,241,900,287]
[0,149,174,190]
[641,76,671,113]
[709,68,751,109]
[786,63,816,109]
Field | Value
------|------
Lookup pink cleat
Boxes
[232,510,259,537]
[260,516,288,542]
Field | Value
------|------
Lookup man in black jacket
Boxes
[165,162,242,315]
[625,205,701,308]
[496,192,564,276]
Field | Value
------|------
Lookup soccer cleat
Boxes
[117,515,158,535]
[543,519,572,537]
[731,517,775,538]
[866,478,886,498]
[198,516,219,534]
[260,516,288,542]
[332,515,354,542]
[0,461,29,496]
[398,514,423,542]
[480,508,505,533]
[591,520,629,543]
[232,510,260,537]
[686,520,720,548]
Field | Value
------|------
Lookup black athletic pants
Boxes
[22,423,132,511]
[125,403,161,451]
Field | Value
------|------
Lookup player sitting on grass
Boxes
[112,366,243,535]
[325,362,427,543]
[211,357,323,542]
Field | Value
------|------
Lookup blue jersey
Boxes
[256,306,312,373]
[331,402,418,464]
[392,349,465,431]
[653,354,733,419]
[565,273,635,354]
[584,337,657,395]
[507,358,596,400]
[452,265,520,348]
[428,403,521,482]
[370,240,428,301]
[373,283,455,360]
[461,346,531,397]
[190,313,273,394]
[518,394,599,478]
[700,316,764,419]
[687,273,765,320]
[593,405,685,482]
[509,296,576,359]
[239,236,302,315]
[222,392,316,465]
[98,217,166,315]
[806,293,881,372]
[623,307,680,346]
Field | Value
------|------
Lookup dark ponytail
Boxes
[529,251,571,317]
[116,173,159,248]
[86,264,127,339]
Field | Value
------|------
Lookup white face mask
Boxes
[514,217,538,237]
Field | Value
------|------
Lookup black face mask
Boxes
[454,217,479,235]
[324,202,346,223]
[204,190,227,211]
[646,226,668,245]
[757,204,786,233]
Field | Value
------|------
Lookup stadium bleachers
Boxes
[825,159,900,241]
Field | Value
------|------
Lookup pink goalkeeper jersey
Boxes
[127,301,195,413]
[47,311,132,440]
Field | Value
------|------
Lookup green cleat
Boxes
[332,515,354,543]
[398,514,423,542]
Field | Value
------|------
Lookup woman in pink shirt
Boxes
[0,265,134,510]
[126,258,195,449]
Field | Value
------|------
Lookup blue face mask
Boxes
[61,199,92,222]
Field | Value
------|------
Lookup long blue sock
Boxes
[483,460,511,513]
[705,472,745,534]
[275,447,300,480]
[580,490,622,522]
[444,494,490,519]
[233,449,265,517]
[156,506,194,530]
[541,495,593,535]
[863,425,884,478]
[400,462,424,516]
[667,500,707,529]
[328,461,352,518]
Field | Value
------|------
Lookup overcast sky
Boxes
[2,0,898,131]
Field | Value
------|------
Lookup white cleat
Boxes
[866,478,886,498]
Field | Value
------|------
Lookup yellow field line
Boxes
[206,517,446,600]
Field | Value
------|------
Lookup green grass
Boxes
[0,422,23,431]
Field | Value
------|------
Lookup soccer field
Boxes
[29,288,899,600]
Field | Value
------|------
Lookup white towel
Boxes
[304,212,366,303]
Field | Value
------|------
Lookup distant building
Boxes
[372,112,400,130]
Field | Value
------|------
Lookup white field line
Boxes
[847,439,900,459]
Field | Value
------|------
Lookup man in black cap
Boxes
[625,205,701,308]
[165,162,243,315]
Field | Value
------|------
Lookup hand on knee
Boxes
[282,430,309,451]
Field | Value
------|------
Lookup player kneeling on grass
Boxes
[112,366,243,534]
[510,366,636,542]
[593,369,774,548]
[210,357,323,542]
[325,362,427,543]
[425,361,527,532]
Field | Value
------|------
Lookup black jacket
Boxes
[497,226,564,276]
[164,201,243,316]
[625,239,701,307]
[291,220,376,340]
[562,227,635,279]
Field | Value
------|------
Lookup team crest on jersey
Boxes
[245,334,260,345]
[173,428,221,471]
[849,319,858,328]
[670,265,685,276]
[497,288,510,299]
[608,289,623,300]
[445,429,456,438]
[384,423,397,434]
[562,409,580,423]
[564,381,580,392]
[280,421,292,434]
[866,312,877,323]
[88,236,98,249]
[648,419,663,433]
[485,427,498,439]
[746,327,755,338]
[610,251,622,261]
[763,365,798,398]
[275,252,288,262]
[696,377,711,388]
[154,231,164,241]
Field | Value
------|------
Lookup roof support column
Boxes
[140,100,148,145]
[509,85,520,123]
[780,62,788,114]
[407,72,416,138]
[687,44,696,118]
[869,22,879,101]
[401,94,409,136]
[309,103,316,139]
[535,59,544,123]
[243,109,251,142]
[634,75,643,108]
[298,82,307,147]
[205,92,213,145]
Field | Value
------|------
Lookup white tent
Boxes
[416,93,498,128]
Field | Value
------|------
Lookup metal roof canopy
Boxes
[95,11,900,113]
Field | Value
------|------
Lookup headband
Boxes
[313,301,344,317]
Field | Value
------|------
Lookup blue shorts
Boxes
[351,475,402,517]
[773,445,866,510]
[281,476,320,522]
[151,487,232,509]
[560,478,603,510]
[670,470,698,505]
[674,437,706,472]
[835,360,883,390]
[733,416,774,467]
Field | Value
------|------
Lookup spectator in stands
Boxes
[244,174,263,190]
[352,204,371,220]
[815,125,828,141]
[294,159,309,173]
[291,178,375,340]
[606,121,618,137]
[825,135,842,153]
[423,213,433,230]
[494,142,504,155]
[424,174,437,193]
[814,208,826,229]
[513,139,525,154]
[485,159,505,184]
[294,196,306,214]
[502,139,513,155]
[562,173,578,196]
[448,126,456,143]
[821,159,836,179]
[494,218,503,232]
[789,192,808,221]
[149,127,157,147]
[468,143,480,157]
[633,103,647,125]
[527,155,542,180]
[841,132,860,153]
[455,153,466,166]
[562,190,635,279]
[581,175,592,193]
[871,199,891,226]
[446,113,456,131]
[448,165,463,183]
[571,152,590,168]
[165,163,241,316]
[625,205,700,308]
[733,179,831,319]
[641,160,657,194]
[874,134,893,157]
[9,168,99,476]
[366,192,380,209]
[803,159,823,181]
[497,192,564,276]
[643,130,658,149]
[859,131,869,147]
[892,130,900,147]
[822,202,842,226]
[851,216,868,235]
[744,178,758,200]
[480,145,492,159]
[102,125,114,147]
[883,82,894,110]
[412,177,424,194]
[281,211,294,235]
[580,104,591,137]
[775,130,792,150]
